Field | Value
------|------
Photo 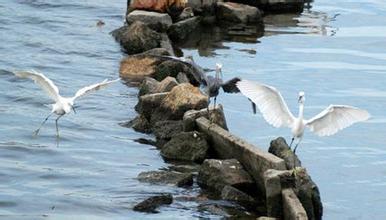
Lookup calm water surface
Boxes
[1,0,386,219]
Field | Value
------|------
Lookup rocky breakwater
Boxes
[111,0,320,218]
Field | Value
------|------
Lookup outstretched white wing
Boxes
[236,80,295,128]
[306,105,370,136]
[14,70,60,102]
[72,79,119,101]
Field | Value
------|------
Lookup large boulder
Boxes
[153,120,183,140]
[268,137,301,169]
[119,55,160,80]
[138,76,178,96]
[133,193,173,213]
[197,159,255,194]
[111,21,162,55]
[137,170,193,187]
[126,10,173,32]
[129,0,186,13]
[216,2,262,24]
[161,131,209,162]
[135,92,169,119]
[154,60,197,84]
[168,16,201,42]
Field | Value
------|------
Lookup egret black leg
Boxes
[33,113,53,136]
[289,137,295,149]
[213,96,217,109]
[293,138,302,154]
[55,115,63,138]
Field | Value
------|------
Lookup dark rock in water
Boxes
[138,47,171,56]
[161,131,209,163]
[126,115,152,133]
[154,60,192,82]
[221,185,257,209]
[137,170,193,187]
[216,2,262,24]
[294,167,323,220]
[197,159,255,194]
[168,16,200,42]
[126,10,172,32]
[153,120,183,140]
[167,164,201,174]
[111,21,161,55]
[269,137,301,169]
[230,0,305,13]
[183,104,228,131]
[150,83,208,123]
[198,201,257,219]
[133,193,173,213]
[133,138,157,146]
[135,92,168,119]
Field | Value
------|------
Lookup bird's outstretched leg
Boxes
[293,137,302,154]
[289,137,295,149]
[213,96,217,109]
[33,113,53,136]
[55,115,63,138]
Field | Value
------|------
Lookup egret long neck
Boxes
[298,103,304,119]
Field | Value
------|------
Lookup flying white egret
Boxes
[13,70,119,137]
[236,80,370,153]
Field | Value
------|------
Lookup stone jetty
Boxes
[113,0,322,219]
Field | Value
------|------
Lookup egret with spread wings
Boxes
[13,70,119,137]
[237,80,370,153]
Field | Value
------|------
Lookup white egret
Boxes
[236,80,370,153]
[13,70,119,137]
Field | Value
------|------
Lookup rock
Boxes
[233,0,305,13]
[133,193,173,213]
[157,76,179,93]
[135,92,169,119]
[126,10,172,32]
[294,167,323,220]
[119,55,160,80]
[198,202,257,219]
[268,137,301,169]
[111,21,162,55]
[133,138,157,146]
[221,185,257,209]
[160,33,175,56]
[161,131,209,162]
[168,16,201,42]
[177,7,194,21]
[138,76,178,97]
[257,217,278,220]
[126,115,152,133]
[137,170,193,187]
[263,169,295,218]
[183,104,228,131]
[138,77,159,97]
[176,72,190,83]
[167,164,201,173]
[129,0,186,13]
[138,47,171,56]
[155,59,200,85]
[197,159,255,194]
[153,120,183,140]
[282,188,308,220]
[216,2,262,24]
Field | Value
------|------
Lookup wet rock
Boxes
[168,17,201,42]
[153,120,183,140]
[197,159,255,194]
[268,137,301,169]
[150,83,208,123]
[168,164,201,173]
[177,7,194,21]
[129,0,186,13]
[135,92,168,119]
[221,185,257,209]
[216,2,262,24]
[183,104,228,131]
[137,170,193,187]
[294,167,323,220]
[264,169,295,218]
[133,193,173,213]
[126,115,152,133]
[126,10,172,32]
[198,201,257,219]
[161,131,209,163]
[133,138,157,146]
[111,21,162,55]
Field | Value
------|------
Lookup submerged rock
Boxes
[137,170,193,187]
[133,193,173,213]
[216,2,262,24]
[197,159,255,194]
[161,131,209,162]
[111,21,161,55]
[126,10,172,32]
[268,137,301,169]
